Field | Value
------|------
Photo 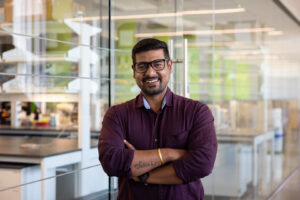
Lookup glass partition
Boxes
[0,164,110,200]
[111,0,185,105]
[0,0,109,48]
[201,0,300,199]
[0,0,299,200]
[0,18,110,196]
[0,32,110,79]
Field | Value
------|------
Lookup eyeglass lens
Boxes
[135,59,167,73]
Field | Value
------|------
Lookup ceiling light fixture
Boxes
[135,27,274,37]
[268,31,283,36]
[65,8,245,22]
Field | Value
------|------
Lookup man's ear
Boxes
[132,65,135,78]
[168,60,173,73]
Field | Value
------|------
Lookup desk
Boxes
[217,129,275,186]
[0,136,98,200]
[0,125,100,138]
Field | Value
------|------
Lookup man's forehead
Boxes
[135,49,165,62]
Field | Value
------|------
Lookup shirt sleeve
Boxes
[173,104,218,183]
[98,106,134,178]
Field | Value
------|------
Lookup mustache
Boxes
[142,76,161,82]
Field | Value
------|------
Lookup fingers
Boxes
[132,176,139,182]
[124,139,136,150]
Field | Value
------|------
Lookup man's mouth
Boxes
[145,78,159,83]
[143,76,160,83]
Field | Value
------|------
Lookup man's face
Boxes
[132,49,172,97]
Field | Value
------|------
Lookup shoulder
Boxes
[172,93,214,122]
[173,93,210,112]
[104,98,137,121]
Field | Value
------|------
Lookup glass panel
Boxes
[0,73,108,196]
[0,0,109,198]
[111,50,136,104]
[0,164,109,200]
[200,0,300,199]
[0,0,299,200]
[0,74,108,136]
[183,0,214,102]
[111,0,184,105]
[0,31,109,79]
[0,0,109,48]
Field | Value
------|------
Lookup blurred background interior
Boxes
[0,0,299,199]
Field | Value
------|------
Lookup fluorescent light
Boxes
[135,27,275,37]
[268,31,283,36]
[112,8,246,20]
[65,8,245,22]
[206,49,263,55]
[183,8,245,15]
[225,55,280,61]
[0,56,77,63]
[186,41,256,47]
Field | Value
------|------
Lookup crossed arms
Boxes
[98,105,218,185]
[124,139,187,184]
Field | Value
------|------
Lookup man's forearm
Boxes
[136,163,183,184]
[130,149,163,176]
[130,148,186,176]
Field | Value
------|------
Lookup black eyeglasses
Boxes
[134,59,169,73]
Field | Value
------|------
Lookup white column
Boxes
[64,19,102,197]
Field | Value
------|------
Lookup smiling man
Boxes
[98,38,217,200]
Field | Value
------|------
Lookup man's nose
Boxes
[145,64,157,76]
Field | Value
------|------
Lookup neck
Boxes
[143,88,167,114]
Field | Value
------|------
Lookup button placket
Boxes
[149,111,159,148]
[153,110,163,148]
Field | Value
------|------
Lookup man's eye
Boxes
[137,64,147,69]
[153,61,164,68]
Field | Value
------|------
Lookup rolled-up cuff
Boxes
[123,149,135,179]
[172,159,188,183]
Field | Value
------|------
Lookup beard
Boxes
[139,76,168,97]
[142,84,164,96]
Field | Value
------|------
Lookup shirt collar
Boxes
[135,87,173,109]
[143,96,166,110]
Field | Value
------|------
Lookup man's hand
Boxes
[124,139,136,150]
[132,176,139,182]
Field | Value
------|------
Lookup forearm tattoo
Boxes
[134,161,161,169]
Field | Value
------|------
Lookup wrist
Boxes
[138,172,149,186]
[161,148,186,162]
[160,148,171,163]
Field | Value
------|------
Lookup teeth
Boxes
[146,79,158,83]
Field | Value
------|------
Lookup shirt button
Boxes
[155,138,158,142]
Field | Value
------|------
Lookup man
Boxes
[98,38,217,200]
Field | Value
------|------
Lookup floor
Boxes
[204,128,300,200]
[262,129,300,200]
[271,166,300,200]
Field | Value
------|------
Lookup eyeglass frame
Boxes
[133,58,170,73]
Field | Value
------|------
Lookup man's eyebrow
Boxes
[137,59,165,63]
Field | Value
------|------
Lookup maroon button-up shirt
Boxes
[98,88,217,200]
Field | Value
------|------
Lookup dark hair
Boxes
[132,38,170,64]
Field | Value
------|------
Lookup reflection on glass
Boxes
[111,0,185,104]
[0,75,108,136]
[200,0,300,199]
[0,0,299,199]
[0,31,109,78]
[0,0,108,48]
[0,164,109,200]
